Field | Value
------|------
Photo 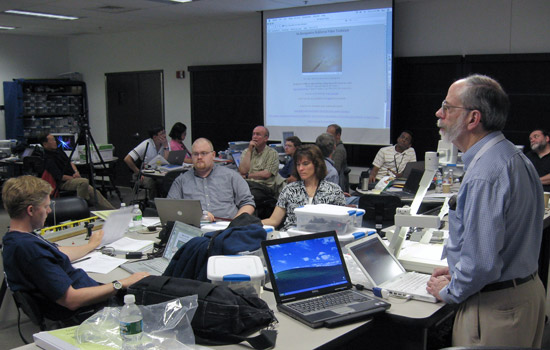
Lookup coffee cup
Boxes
[544,192,550,209]
[442,183,451,193]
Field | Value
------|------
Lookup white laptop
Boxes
[121,221,203,275]
[346,235,437,303]
[155,198,203,227]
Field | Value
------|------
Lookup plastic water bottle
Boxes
[120,294,143,350]
[131,204,142,228]
[200,210,210,227]
[448,168,454,185]
[435,170,443,193]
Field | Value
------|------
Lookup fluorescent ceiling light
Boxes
[4,9,79,20]
[169,0,193,3]
[0,25,16,30]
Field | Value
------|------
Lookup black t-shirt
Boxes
[526,151,550,191]
[43,149,75,182]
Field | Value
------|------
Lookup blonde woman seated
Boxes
[262,144,346,231]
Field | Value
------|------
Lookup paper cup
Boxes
[544,192,550,209]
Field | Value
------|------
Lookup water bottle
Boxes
[448,168,454,184]
[200,210,210,227]
[120,294,143,350]
[435,170,443,193]
[131,204,142,228]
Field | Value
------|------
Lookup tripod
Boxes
[68,115,122,206]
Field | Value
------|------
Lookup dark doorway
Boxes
[106,70,164,187]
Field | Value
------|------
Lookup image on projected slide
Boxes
[302,36,342,73]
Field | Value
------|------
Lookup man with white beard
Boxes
[426,74,545,348]
[526,129,550,191]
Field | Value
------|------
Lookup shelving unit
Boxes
[3,79,87,143]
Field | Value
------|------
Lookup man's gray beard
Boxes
[531,140,547,152]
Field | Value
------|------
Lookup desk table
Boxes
[15,225,453,350]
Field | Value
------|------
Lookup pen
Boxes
[72,257,91,264]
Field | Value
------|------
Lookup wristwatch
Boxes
[112,280,124,296]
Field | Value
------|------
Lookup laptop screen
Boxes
[231,151,242,167]
[403,168,424,194]
[347,236,404,285]
[264,232,349,297]
[163,221,202,260]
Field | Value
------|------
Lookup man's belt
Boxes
[480,272,537,293]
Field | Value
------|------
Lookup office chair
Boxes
[46,196,90,227]
[358,193,402,236]
[10,283,93,343]
[160,169,186,198]
[22,156,44,177]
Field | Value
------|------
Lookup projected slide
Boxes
[264,3,393,144]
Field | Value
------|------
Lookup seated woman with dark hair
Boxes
[168,122,192,164]
[262,144,345,231]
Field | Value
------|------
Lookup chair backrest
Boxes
[12,290,47,330]
[160,170,186,197]
[358,193,402,234]
[22,156,44,177]
[46,196,90,227]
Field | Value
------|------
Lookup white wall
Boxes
[1,0,550,142]
[0,35,70,139]
[67,14,261,144]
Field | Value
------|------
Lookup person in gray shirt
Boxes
[315,133,340,186]
[167,138,255,221]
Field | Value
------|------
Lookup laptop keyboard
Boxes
[384,272,430,293]
[288,290,368,313]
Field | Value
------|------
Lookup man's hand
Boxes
[248,140,257,150]
[88,229,104,249]
[426,267,451,301]
[73,171,81,178]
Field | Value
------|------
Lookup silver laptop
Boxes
[155,198,202,227]
[121,221,203,275]
[261,231,390,329]
[346,234,437,303]
[166,150,188,165]
[230,151,242,168]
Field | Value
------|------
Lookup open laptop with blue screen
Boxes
[121,221,203,275]
[230,151,242,168]
[261,231,390,328]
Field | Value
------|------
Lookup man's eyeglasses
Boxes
[441,100,474,114]
[192,151,213,158]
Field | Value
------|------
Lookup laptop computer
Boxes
[261,231,390,328]
[391,168,424,199]
[155,198,203,227]
[230,151,242,168]
[396,161,424,181]
[166,150,188,165]
[20,147,35,159]
[121,220,203,275]
[346,234,437,303]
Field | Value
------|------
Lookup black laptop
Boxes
[261,231,390,328]
[391,168,424,199]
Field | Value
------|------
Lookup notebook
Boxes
[121,220,203,275]
[155,198,203,227]
[261,231,390,328]
[397,161,425,180]
[391,168,424,199]
[166,150,188,165]
[230,151,242,168]
[346,234,437,303]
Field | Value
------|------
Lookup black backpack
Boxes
[128,275,277,349]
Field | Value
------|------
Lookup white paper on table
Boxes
[101,207,133,245]
[108,237,154,253]
[72,251,127,274]
[142,217,161,227]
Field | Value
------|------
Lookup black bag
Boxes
[128,275,277,349]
